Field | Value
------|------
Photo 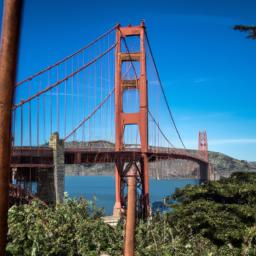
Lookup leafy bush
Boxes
[165,172,256,255]
[7,172,256,255]
[7,197,123,256]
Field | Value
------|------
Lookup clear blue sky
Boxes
[1,0,256,161]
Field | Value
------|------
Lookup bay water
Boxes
[65,176,198,215]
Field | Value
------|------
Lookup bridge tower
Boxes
[198,131,208,162]
[198,131,209,181]
[113,22,150,217]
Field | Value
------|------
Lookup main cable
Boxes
[119,28,177,149]
[16,25,118,87]
[148,110,175,148]
[145,30,186,149]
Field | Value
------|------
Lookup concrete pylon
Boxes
[49,132,65,203]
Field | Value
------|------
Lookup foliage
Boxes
[7,197,123,256]
[7,172,256,255]
[165,172,256,255]
[234,25,256,39]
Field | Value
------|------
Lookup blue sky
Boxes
[1,0,256,160]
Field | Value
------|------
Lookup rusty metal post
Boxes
[124,164,137,256]
[0,0,22,254]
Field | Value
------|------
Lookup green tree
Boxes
[233,25,256,39]
[165,172,256,254]
[7,197,123,256]
[7,172,256,255]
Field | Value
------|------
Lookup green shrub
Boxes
[7,172,256,255]
[7,197,123,256]
[165,172,256,254]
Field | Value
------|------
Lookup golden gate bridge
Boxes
[9,21,210,217]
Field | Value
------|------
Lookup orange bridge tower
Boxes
[113,22,150,217]
[198,131,210,181]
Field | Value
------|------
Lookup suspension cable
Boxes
[120,28,177,149]
[145,30,186,149]
[16,25,118,87]
[148,110,175,148]
[64,87,115,141]
[13,43,117,110]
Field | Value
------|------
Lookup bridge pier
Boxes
[36,133,65,204]
[37,132,65,204]
[37,168,56,204]
[207,164,215,181]
[49,132,65,204]
[198,162,209,182]
[140,153,150,217]
[113,157,150,218]
[12,135,65,205]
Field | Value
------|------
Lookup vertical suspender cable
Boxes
[94,54,96,140]
[29,102,31,146]
[71,57,74,143]
[64,62,67,138]
[145,31,186,149]
[43,84,46,143]
[49,71,52,136]
[37,86,40,146]
[21,105,23,147]
[56,65,59,133]
[82,52,85,142]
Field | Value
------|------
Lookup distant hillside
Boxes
[147,151,256,179]
[64,140,114,148]
[250,161,256,168]
[208,151,256,179]
[64,141,256,179]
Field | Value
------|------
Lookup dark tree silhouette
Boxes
[234,25,256,39]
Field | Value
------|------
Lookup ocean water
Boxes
[65,176,198,215]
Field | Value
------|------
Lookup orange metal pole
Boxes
[124,164,137,256]
[0,0,22,254]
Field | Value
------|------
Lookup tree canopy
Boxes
[234,25,256,39]
[7,172,256,255]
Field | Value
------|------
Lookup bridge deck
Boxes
[11,146,207,168]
